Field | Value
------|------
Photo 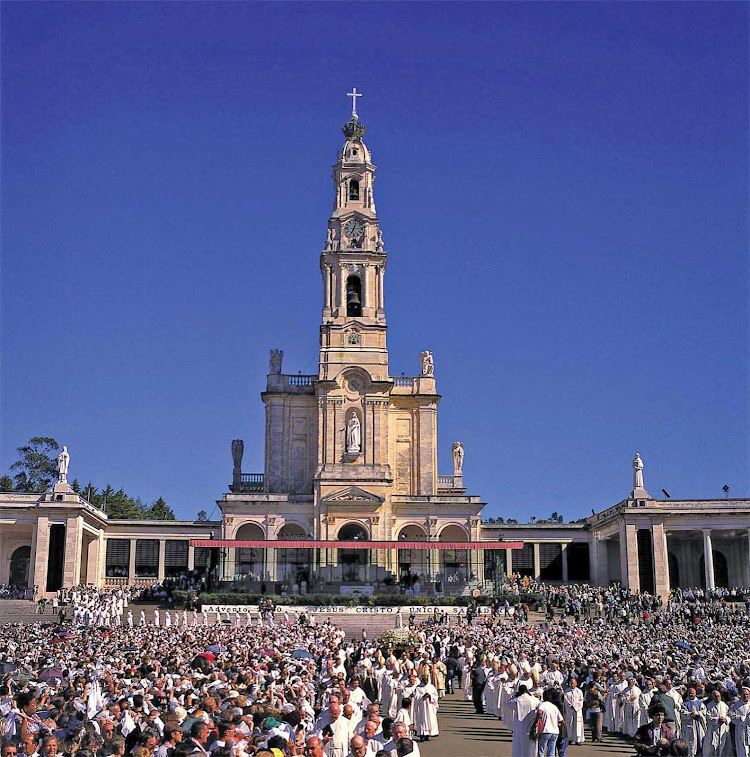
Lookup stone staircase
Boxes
[0,600,403,638]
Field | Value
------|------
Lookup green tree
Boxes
[103,486,144,519]
[147,497,176,520]
[10,437,59,492]
[71,478,81,493]
[0,475,14,491]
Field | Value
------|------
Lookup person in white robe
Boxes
[668,683,684,737]
[703,690,730,756]
[638,679,655,729]
[127,610,133,628]
[139,609,146,626]
[153,608,160,626]
[314,697,352,757]
[622,677,643,738]
[681,688,706,757]
[508,685,540,757]
[564,679,585,745]
[730,686,750,757]
[412,677,439,740]
[382,671,401,718]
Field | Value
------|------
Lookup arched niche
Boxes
[235,522,265,580]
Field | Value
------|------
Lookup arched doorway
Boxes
[668,552,680,589]
[398,525,429,589]
[235,523,265,581]
[9,546,31,588]
[699,550,729,589]
[277,523,310,589]
[439,525,470,587]
[337,522,369,583]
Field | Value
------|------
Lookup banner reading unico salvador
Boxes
[200,604,493,615]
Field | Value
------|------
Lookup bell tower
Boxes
[319,89,388,383]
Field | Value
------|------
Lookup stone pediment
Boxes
[322,486,383,504]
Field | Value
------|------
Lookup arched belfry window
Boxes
[349,179,360,201]
[346,275,362,317]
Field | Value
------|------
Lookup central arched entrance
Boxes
[439,524,470,588]
[9,546,31,588]
[235,523,266,581]
[337,522,369,583]
[277,523,311,590]
[398,525,429,589]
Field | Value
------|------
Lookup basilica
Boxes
[2,99,749,599]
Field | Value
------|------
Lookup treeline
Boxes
[1,436,175,520]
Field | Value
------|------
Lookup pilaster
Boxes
[157,539,166,583]
[561,543,569,583]
[128,539,137,585]
[620,521,640,591]
[32,516,49,593]
[703,529,715,590]
[651,521,670,598]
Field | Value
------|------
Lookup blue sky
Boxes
[2,2,748,522]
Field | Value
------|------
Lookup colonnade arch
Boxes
[397,524,428,588]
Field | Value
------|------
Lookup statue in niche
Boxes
[346,414,361,454]
[269,349,284,374]
[375,229,384,252]
[231,439,244,471]
[633,452,645,489]
[420,350,434,377]
[452,441,464,474]
[57,445,70,483]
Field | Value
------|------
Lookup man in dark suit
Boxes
[634,706,675,756]
[471,659,487,714]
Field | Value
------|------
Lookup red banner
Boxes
[190,539,524,550]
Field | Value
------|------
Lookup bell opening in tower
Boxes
[348,179,360,201]
[346,275,362,317]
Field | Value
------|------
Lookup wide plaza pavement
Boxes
[421,692,635,757]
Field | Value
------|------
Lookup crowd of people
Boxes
[0,581,748,757]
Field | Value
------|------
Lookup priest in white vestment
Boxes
[564,679,585,745]
[508,685,540,757]
[703,690,730,757]
[413,676,439,740]
[730,687,750,757]
[681,688,706,757]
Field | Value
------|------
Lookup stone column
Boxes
[651,522,670,599]
[32,516,50,594]
[746,529,750,586]
[187,544,195,572]
[561,543,569,582]
[86,537,102,587]
[323,265,332,316]
[128,539,137,585]
[63,515,83,587]
[533,543,541,580]
[619,522,640,591]
[157,539,166,583]
[505,547,513,578]
[703,530,715,591]
[28,523,39,591]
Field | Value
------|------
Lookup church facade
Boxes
[2,102,749,599]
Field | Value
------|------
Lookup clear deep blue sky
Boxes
[2,2,748,522]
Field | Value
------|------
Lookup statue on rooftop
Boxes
[57,445,70,483]
[269,349,284,374]
[633,452,645,490]
[420,350,434,377]
[231,439,244,472]
[452,441,464,474]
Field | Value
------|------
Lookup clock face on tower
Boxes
[344,218,366,242]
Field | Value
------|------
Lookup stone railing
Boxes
[393,377,415,387]
[437,474,465,492]
[437,475,454,486]
[238,473,265,492]
[287,375,315,386]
